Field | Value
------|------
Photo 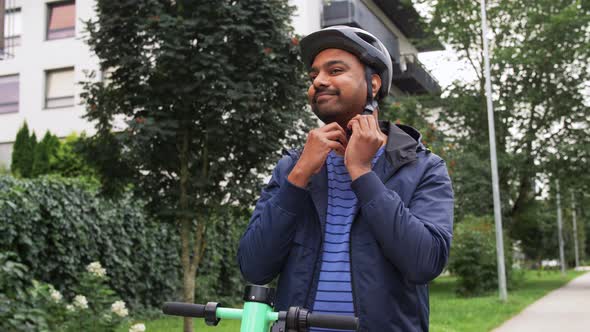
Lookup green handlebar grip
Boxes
[216,308,243,320]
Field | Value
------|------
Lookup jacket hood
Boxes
[379,121,425,173]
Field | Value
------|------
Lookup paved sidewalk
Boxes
[493,271,590,332]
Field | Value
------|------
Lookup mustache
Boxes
[312,88,340,103]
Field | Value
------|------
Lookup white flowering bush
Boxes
[49,287,63,303]
[21,261,145,332]
[111,300,129,317]
[129,323,146,332]
[86,261,108,278]
[73,295,89,309]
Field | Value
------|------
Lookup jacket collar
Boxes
[304,120,422,222]
[377,120,421,179]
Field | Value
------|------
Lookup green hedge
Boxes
[0,175,179,308]
[194,207,249,306]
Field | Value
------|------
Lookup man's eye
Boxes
[309,73,317,81]
[330,68,343,74]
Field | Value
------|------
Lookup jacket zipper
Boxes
[349,214,360,329]
[305,209,323,310]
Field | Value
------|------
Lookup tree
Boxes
[11,123,37,178]
[381,96,448,155]
[416,0,590,227]
[81,1,312,330]
[510,199,558,264]
[31,131,61,177]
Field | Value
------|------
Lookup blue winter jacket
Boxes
[237,121,454,331]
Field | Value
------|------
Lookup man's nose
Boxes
[312,71,329,89]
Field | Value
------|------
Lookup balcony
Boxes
[392,54,441,95]
[371,0,443,52]
[322,0,401,64]
[1,4,20,60]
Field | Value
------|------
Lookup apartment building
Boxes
[0,0,100,168]
[0,0,441,168]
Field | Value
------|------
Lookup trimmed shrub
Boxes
[0,175,179,308]
[53,133,98,179]
[11,123,37,178]
[448,215,514,296]
[31,131,61,177]
[11,125,98,180]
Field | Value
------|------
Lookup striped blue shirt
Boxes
[310,147,385,332]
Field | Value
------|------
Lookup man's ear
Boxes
[371,74,382,99]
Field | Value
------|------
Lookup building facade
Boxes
[0,0,440,168]
[0,0,100,168]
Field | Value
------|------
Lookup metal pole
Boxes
[556,180,566,274]
[571,190,580,268]
[479,0,507,301]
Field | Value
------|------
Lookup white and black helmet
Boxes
[300,26,393,100]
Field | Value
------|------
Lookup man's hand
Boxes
[288,123,348,188]
[345,114,385,181]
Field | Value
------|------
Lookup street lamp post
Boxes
[479,0,508,301]
[556,180,566,275]
[571,190,580,268]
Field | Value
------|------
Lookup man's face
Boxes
[307,48,367,126]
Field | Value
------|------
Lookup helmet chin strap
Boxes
[363,65,379,115]
[346,65,379,139]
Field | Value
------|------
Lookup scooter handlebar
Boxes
[162,302,206,318]
[163,301,359,331]
[307,312,359,331]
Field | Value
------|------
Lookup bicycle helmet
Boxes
[300,26,393,105]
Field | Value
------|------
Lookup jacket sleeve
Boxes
[350,157,454,284]
[237,155,312,285]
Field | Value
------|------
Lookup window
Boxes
[3,8,22,48]
[45,68,75,108]
[0,75,19,114]
[47,1,75,40]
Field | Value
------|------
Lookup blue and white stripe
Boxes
[310,147,384,332]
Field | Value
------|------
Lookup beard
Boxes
[310,88,344,124]
[311,98,360,126]
[308,86,366,126]
[311,103,341,124]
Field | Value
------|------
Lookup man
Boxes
[238,26,453,331]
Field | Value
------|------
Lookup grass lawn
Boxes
[117,270,584,332]
[429,270,584,332]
